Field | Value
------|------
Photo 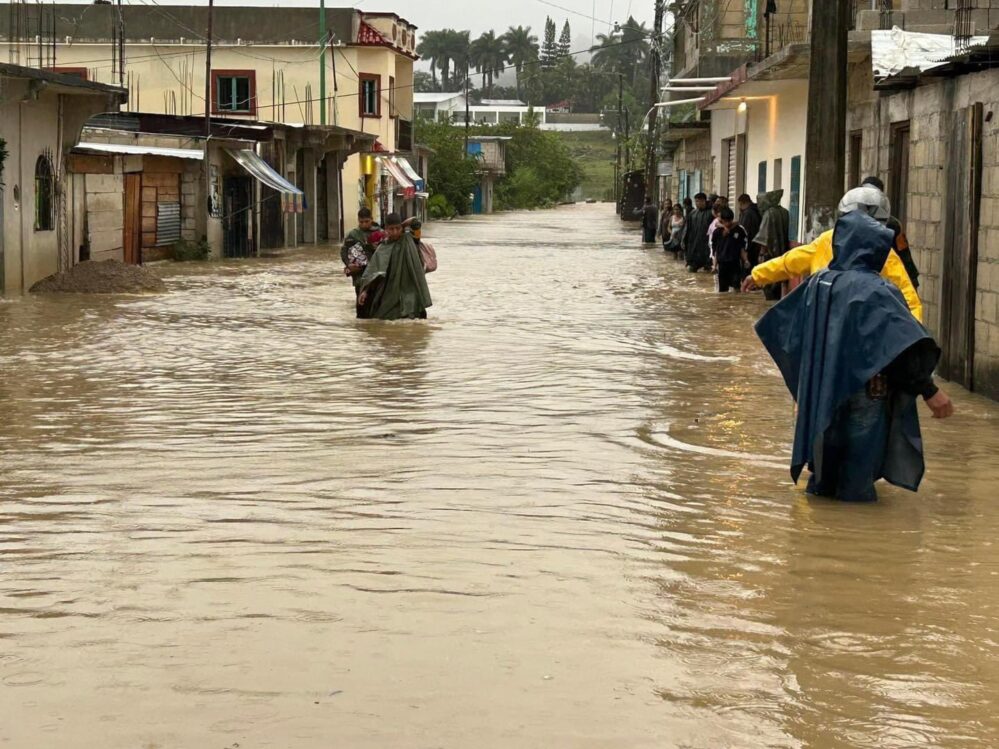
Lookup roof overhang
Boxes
[663,121,710,142]
[0,61,127,100]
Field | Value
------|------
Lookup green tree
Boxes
[502,25,539,100]
[416,30,450,90]
[591,16,650,88]
[444,29,472,92]
[540,17,557,70]
[415,119,480,215]
[470,31,508,96]
[414,71,439,93]
[558,21,571,59]
[483,122,583,209]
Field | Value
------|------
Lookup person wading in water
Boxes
[357,213,433,320]
[754,188,954,503]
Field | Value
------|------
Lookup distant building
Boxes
[466,136,510,214]
[546,100,572,114]
[414,92,467,122]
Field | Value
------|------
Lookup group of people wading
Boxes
[640,180,956,504]
[340,208,435,320]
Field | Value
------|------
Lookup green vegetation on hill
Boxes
[557,130,617,202]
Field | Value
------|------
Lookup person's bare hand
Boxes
[741,275,760,292]
[357,291,368,306]
[925,390,954,419]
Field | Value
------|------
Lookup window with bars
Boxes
[213,70,255,114]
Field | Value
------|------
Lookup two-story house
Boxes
[0,4,420,244]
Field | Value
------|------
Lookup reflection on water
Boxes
[1,204,997,748]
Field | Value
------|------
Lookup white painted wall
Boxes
[707,79,810,242]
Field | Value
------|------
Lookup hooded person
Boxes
[357,213,433,320]
[684,193,714,272]
[743,186,923,320]
[754,188,954,503]
[751,189,791,300]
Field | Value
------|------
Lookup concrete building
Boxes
[414,92,468,122]
[672,0,999,401]
[459,100,547,127]
[0,63,126,295]
[0,4,420,238]
[466,136,510,214]
[69,113,373,262]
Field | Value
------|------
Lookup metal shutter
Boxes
[156,203,181,246]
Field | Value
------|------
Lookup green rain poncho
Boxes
[358,234,433,320]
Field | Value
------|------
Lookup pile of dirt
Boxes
[30,260,167,294]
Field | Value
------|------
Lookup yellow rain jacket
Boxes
[751,229,923,322]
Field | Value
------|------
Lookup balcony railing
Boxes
[757,13,809,61]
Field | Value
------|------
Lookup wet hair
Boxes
[672,204,684,215]
[358,207,372,220]
[719,206,735,221]
[645,196,653,205]
[384,212,403,227]
[737,193,752,204]
[862,176,885,191]
[409,219,422,231]
[683,197,693,207]
[694,192,707,201]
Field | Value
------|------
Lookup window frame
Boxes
[359,73,382,119]
[389,75,397,119]
[211,69,257,116]
[47,66,89,80]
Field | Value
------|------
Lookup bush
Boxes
[482,122,582,210]
[428,194,455,219]
[172,238,211,261]
[414,119,479,216]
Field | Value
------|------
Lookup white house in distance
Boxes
[413,92,467,122]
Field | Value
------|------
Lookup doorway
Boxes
[940,103,983,389]
[317,154,329,243]
[222,176,254,258]
[123,173,142,264]
[890,121,911,226]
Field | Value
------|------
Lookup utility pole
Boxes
[624,107,630,171]
[804,0,850,240]
[117,0,124,89]
[616,73,623,205]
[644,0,665,200]
[202,0,214,237]
[319,0,327,125]
[464,63,470,153]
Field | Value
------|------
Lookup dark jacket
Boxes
[739,203,762,243]
[755,211,939,492]
[684,207,714,268]
[712,224,749,264]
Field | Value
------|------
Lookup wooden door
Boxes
[123,174,142,265]
[940,103,983,389]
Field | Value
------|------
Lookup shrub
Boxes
[428,194,455,219]
[172,238,211,261]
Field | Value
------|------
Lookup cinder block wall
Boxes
[671,131,715,199]
[849,64,999,398]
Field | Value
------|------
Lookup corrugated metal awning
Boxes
[397,157,425,191]
[380,157,415,190]
[226,148,305,212]
[74,142,204,160]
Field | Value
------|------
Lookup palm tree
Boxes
[444,29,472,92]
[416,30,449,89]
[592,17,650,87]
[503,25,539,99]
[470,31,508,97]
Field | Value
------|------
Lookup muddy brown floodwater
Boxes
[1,204,998,748]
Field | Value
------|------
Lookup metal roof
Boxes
[0,62,126,98]
[74,142,204,160]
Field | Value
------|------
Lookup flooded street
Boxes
[2,203,999,748]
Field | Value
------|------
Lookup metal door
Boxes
[788,156,802,242]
